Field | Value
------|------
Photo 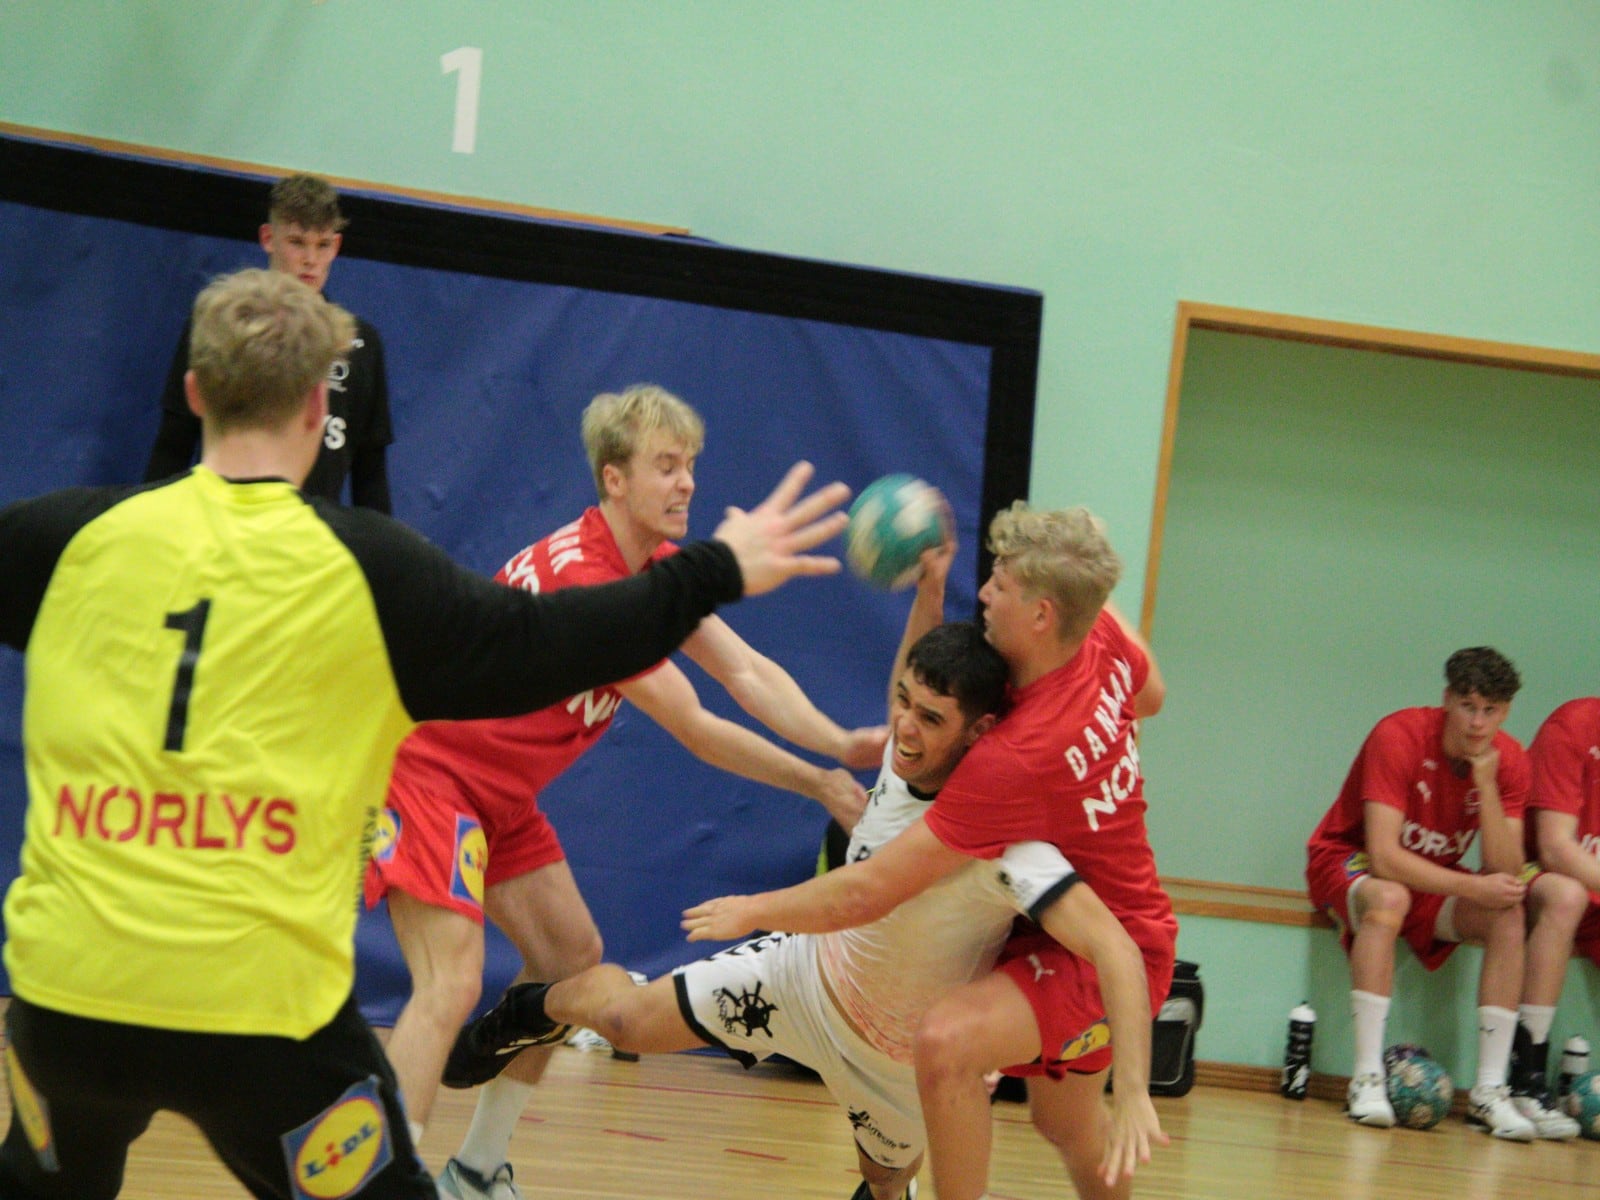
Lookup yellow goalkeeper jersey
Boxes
[0,467,740,1038]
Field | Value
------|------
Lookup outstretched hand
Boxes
[713,462,851,597]
[682,895,760,943]
[1101,1086,1168,1187]
[837,724,890,772]
[814,767,869,832]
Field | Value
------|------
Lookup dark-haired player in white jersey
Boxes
[684,504,1172,1200]
[450,535,1085,1200]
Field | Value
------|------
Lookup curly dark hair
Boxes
[1443,647,1521,703]
[905,621,1009,723]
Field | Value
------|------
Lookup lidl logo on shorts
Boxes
[370,808,401,863]
[1343,851,1371,879]
[1057,1018,1111,1063]
[282,1076,392,1200]
[4,1044,57,1172]
[450,813,487,908]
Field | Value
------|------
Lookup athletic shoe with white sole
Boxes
[1467,1083,1537,1141]
[437,1157,524,1200]
[1511,1090,1580,1140]
[1345,1071,1395,1127]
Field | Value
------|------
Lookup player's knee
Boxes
[1356,880,1410,933]
[585,967,653,1050]
[1532,871,1589,933]
[1485,900,1527,947]
[913,1004,988,1081]
[534,926,604,980]
[417,967,482,1029]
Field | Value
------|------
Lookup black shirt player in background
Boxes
[144,173,394,512]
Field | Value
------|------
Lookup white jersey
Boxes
[816,742,1076,1063]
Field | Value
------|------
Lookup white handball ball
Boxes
[845,474,947,590]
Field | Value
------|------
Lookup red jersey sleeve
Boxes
[1355,714,1422,814]
[1531,706,1587,817]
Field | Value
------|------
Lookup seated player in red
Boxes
[1306,648,1579,1140]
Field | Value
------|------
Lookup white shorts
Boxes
[674,932,923,1169]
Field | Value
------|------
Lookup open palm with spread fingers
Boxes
[713,462,851,596]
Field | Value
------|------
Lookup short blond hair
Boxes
[188,268,354,432]
[580,385,705,495]
[987,503,1122,641]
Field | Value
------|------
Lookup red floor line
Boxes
[723,1147,787,1161]
[602,1128,668,1142]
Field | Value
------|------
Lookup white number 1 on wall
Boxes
[441,47,483,154]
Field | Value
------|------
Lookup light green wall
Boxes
[1144,330,1600,889]
[1181,913,1600,1076]
[5,3,1598,586]
[6,0,1599,1072]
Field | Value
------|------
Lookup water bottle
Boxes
[1558,1035,1590,1100]
[1282,1002,1315,1100]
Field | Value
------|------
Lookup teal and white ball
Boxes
[1385,1054,1453,1130]
[1564,1070,1600,1138]
[845,475,946,590]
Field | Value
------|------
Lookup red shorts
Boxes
[1525,865,1600,966]
[995,925,1176,1081]
[1576,899,1600,966]
[362,754,565,922]
[1305,845,1460,971]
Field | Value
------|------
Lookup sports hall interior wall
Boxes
[4,4,1599,1079]
[0,134,1039,1021]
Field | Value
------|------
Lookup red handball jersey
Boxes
[924,610,1175,951]
[1307,706,1530,869]
[388,507,676,817]
[1528,697,1600,862]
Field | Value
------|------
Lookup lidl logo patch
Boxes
[370,809,400,863]
[1058,1018,1111,1063]
[450,814,487,908]
[282,1076,392,1199]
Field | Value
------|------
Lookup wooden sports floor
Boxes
[9,1044,1600,1199]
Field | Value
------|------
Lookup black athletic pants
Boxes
[0,993,434,1199]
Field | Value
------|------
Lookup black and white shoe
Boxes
[441,982,569,1089]
[847,1177,917,1200]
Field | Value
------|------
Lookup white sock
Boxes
[1476,1006,1517,1090]
[1350,989,1390,1077]
[455,1077,536,1175]
[1519,1003,1556,1047]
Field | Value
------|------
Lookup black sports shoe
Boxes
[847,1177,917,1200]
[441,982,570,1089]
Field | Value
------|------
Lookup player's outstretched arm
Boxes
[680,616,886,775]
[713,461,850,596]
[1032,880,1168,1186]
[621,662,870,829]
[682,817,965,941]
